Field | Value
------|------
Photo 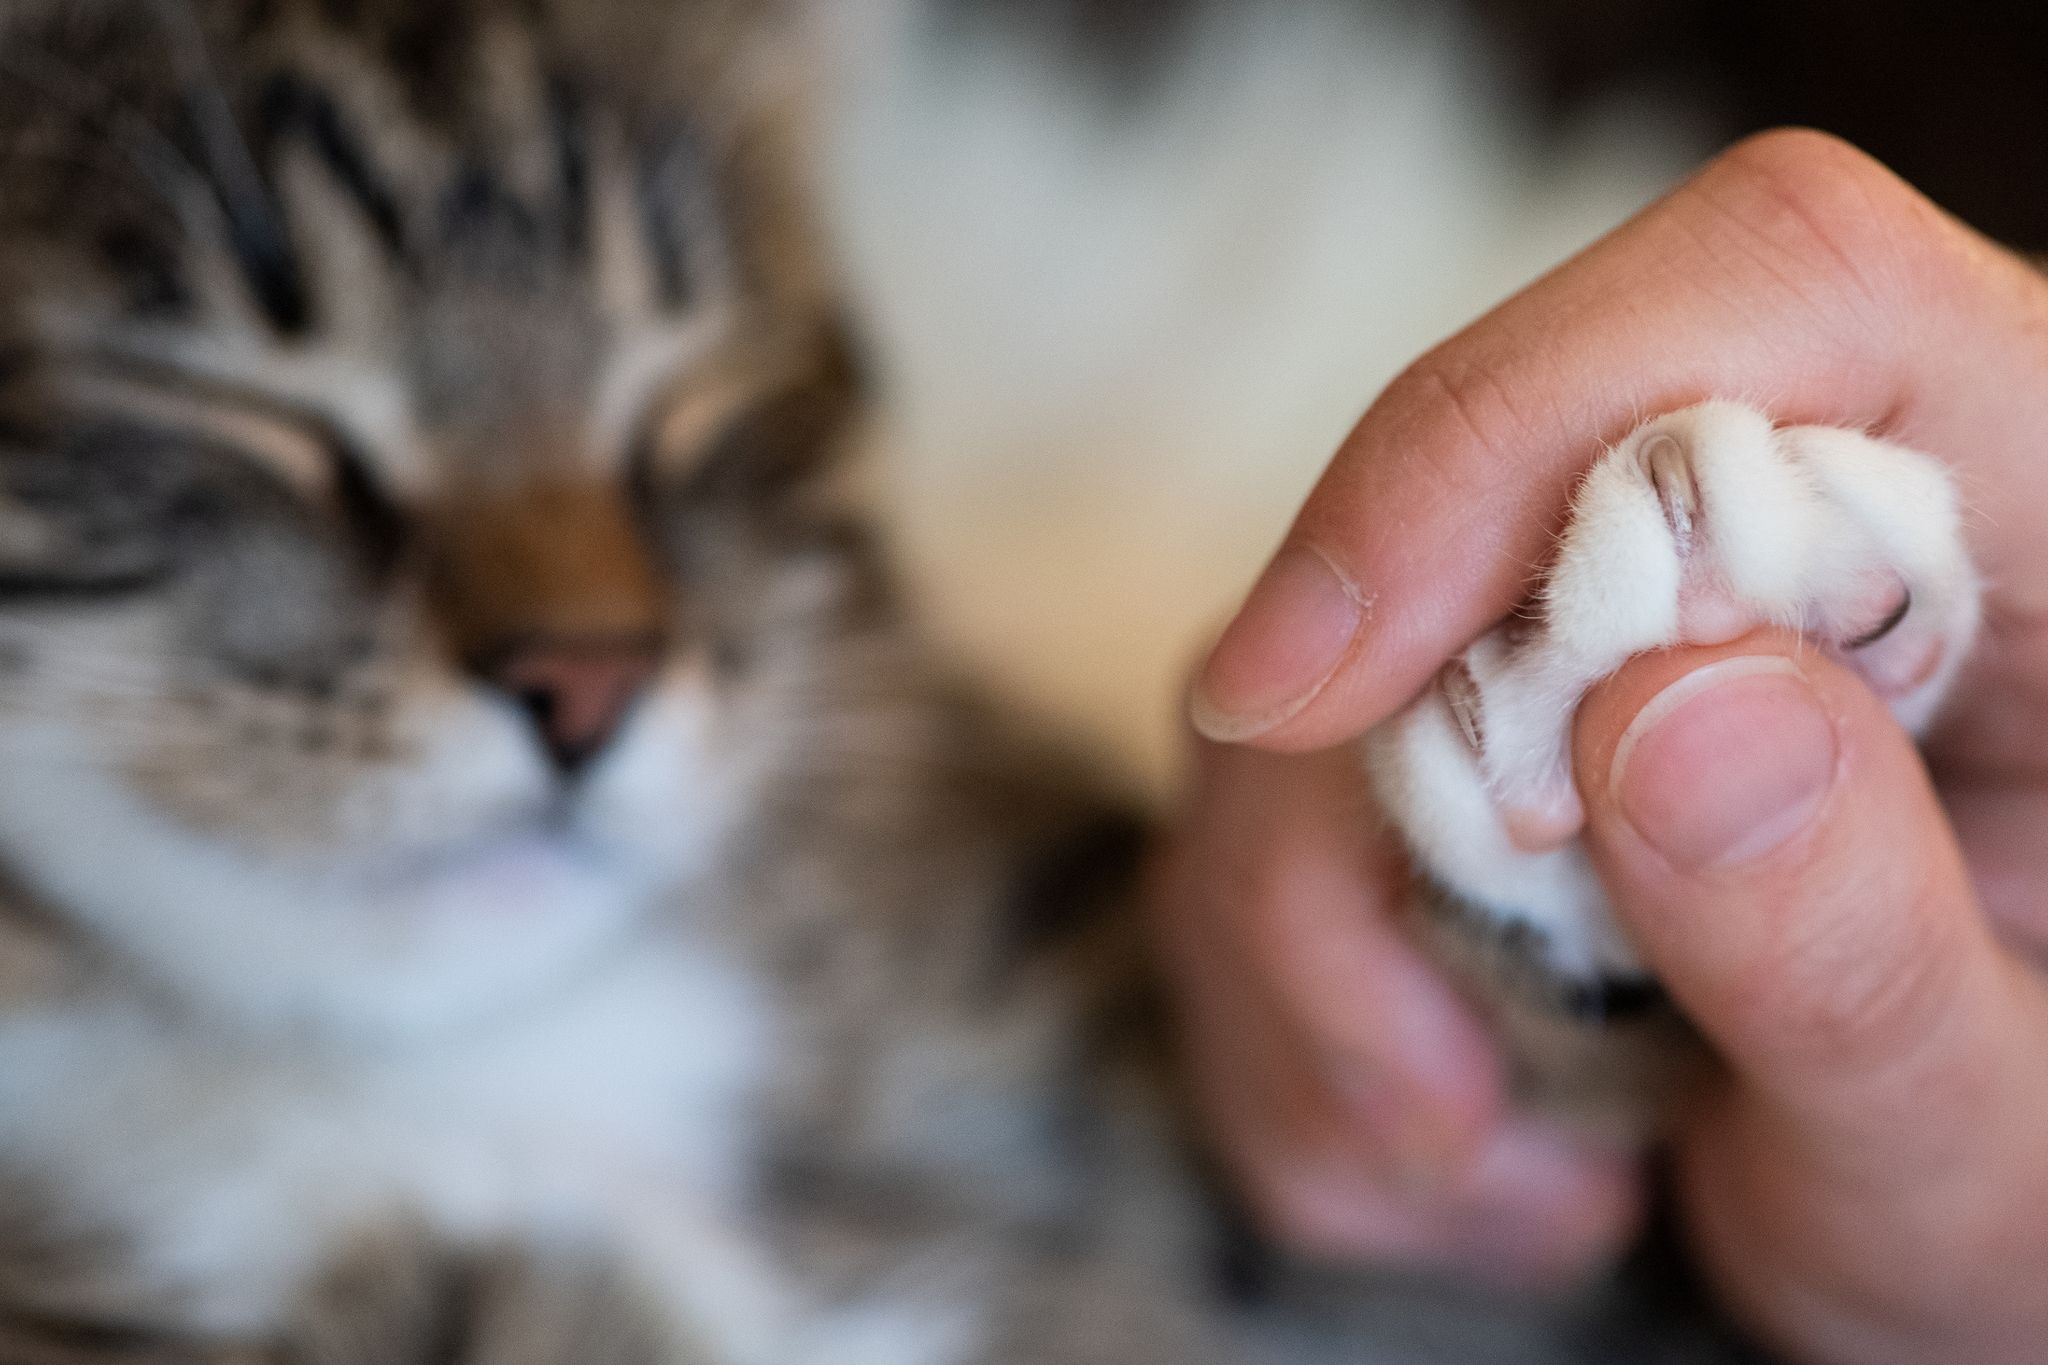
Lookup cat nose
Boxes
[483,634,661,775]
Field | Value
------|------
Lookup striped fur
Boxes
[0,2,1759,1362]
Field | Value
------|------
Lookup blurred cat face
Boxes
[0,0,874,1033]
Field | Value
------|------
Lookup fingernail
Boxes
[1611,657,1838,872]
[1192,545,1363,743]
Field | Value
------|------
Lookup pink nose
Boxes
[484,635,660,774]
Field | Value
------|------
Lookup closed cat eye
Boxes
[629,324,865,500]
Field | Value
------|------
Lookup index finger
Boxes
[1191,129,2048,751]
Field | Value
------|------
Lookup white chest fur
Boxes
[0,937,779,1342]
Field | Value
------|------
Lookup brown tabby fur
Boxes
[0,1,1761,1361]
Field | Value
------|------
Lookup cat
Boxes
[0,0,1955,1361]
[0,0,879,1356]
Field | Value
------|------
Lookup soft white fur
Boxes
[0,633,745,1032]
[0,642,787,1351]
[1367,402,1982,977]
[0,947,784,1341]
[820,0,1704,786]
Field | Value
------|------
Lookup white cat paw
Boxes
[1366,401,1980,977]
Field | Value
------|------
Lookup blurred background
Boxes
[813,0,2048,789]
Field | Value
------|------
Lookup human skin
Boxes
[1150,129,2048,1361]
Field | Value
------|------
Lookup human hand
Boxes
[1154,128,2048,1359]
[1565,626,2048,1363]
[1148,735,1643,1286]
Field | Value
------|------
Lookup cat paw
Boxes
[1365,401,1981,977]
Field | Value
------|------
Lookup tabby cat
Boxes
[0,1,1761,1361]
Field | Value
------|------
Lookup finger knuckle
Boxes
[1689,128,1957,314]
[1368,350,1549,508]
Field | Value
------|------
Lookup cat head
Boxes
[0,0,893,1034]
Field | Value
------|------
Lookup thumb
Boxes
[1570,630,2034,1145]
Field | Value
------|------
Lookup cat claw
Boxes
[1367,400,1981,979]
[1639,433,1697,553]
